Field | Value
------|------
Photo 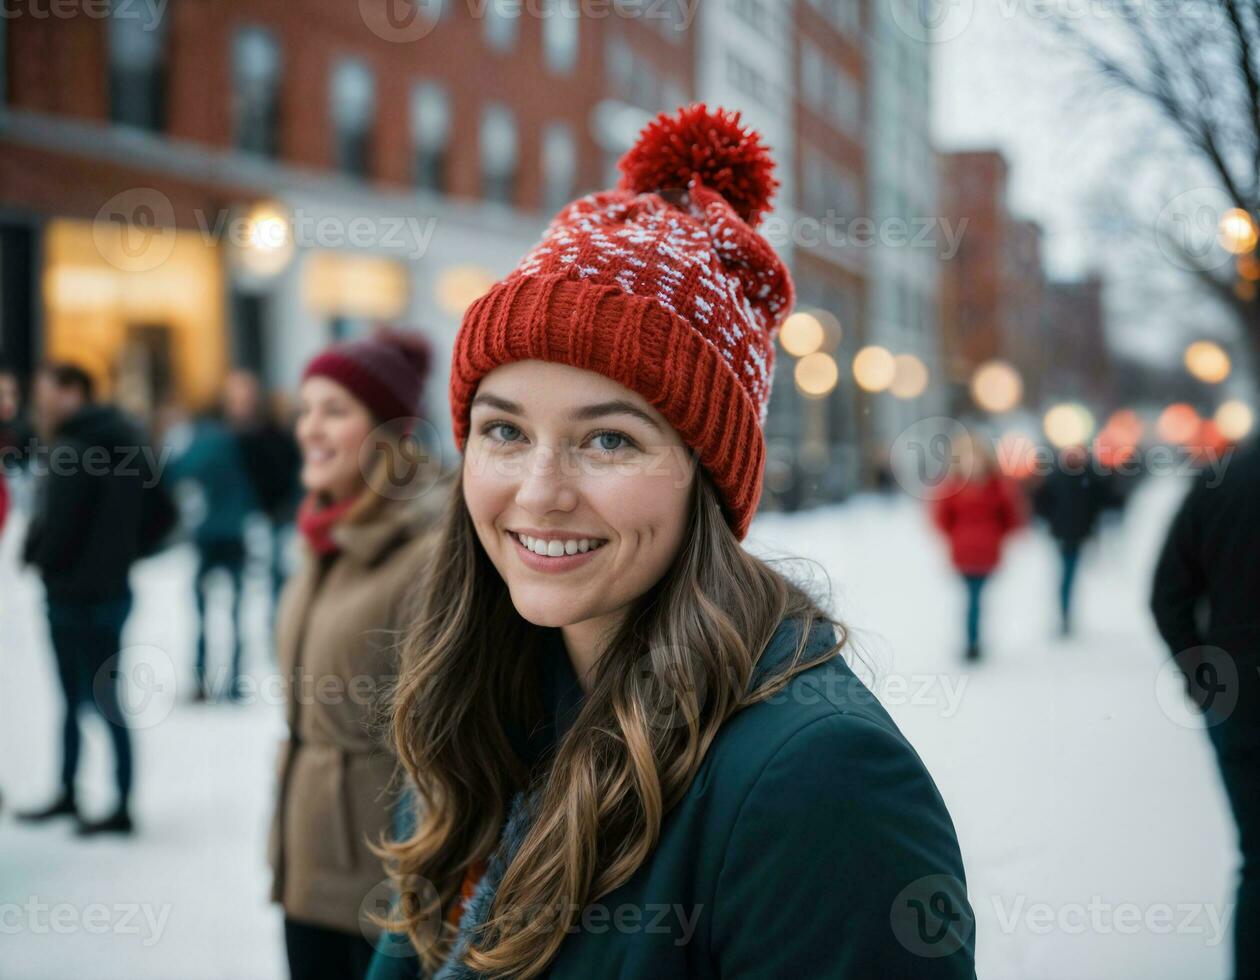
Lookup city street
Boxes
[0,477,1236,980]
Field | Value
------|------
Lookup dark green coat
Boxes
[369,617,975,979]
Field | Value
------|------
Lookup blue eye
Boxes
[483,421,523,444]
[589,430,636,454]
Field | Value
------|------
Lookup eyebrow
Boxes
[470,393,663,433]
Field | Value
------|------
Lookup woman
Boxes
[377,105,975,978]
[269,329,445,980]
[931,434,1026,661]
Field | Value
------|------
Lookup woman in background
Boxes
[269,329,445,980]
[932,433,1027,661]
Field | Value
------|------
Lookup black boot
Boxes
[16,791,78,823]
[76,806,134,837]
[964,644,981,662]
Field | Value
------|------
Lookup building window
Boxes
[542,122,576,213]
[108,0,168,131]
[485,0,519,51]
[232,27,281,157]
[411,82,451,193]
[726,52,773,109]
[480,103,518,206]
[543,0,579,75]
[330,58,375,178]
[799,39,860,135]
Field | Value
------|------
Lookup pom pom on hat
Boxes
[616,103,779,227]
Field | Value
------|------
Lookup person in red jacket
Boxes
[932,435,1027,660]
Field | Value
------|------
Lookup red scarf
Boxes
[296,493,358,555]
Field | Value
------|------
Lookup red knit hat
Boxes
[303,327,433,425]
[449,104,794,540]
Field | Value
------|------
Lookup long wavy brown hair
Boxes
[381,463,846,977]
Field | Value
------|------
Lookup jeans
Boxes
[963,574,987,651]
[194,538,247,695]
[47,593,134,806]
[1205,652,1260,980]
[1058,542,1081,632]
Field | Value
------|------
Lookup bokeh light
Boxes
[1044,402,1096,448]
[1157,403,1201,444]
[1219,208,1259,255]
[890,353,929,399]
[779,312,825,357]
[1215,399,1255,441]
[795,351,840,397]
[971,360,1022,413]
[1184,340,1231,384]
[852,345,896,393]
[436,265,496,315]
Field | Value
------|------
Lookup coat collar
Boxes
[327,495,430,566]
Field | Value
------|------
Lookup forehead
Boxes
[474,360,662,421]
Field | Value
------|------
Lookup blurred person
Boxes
[0,358,34,467]
[1032,444,1117,637]
[932,434,1027,661]
[1151,440,1260,980]
[167,406,257,701]
[269,329,444,980]
[371,106,973,980]
[222,370,302,615]
[17,363,162,835]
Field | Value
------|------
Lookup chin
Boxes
[505,585,595,629]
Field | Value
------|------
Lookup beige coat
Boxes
[268,491,437,935]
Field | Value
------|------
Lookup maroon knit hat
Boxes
[449,104,794,540]
[303,327,433,424]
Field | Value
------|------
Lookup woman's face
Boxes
[296,376,375,501]
[463,360,696,631]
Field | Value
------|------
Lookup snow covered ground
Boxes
[0,476,1236,980]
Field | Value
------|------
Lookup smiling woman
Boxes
[372,105,974,980]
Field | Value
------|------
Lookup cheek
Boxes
[592,457,692,543]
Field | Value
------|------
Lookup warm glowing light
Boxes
[237,203,294,277]
[1184,340,1232,384]
[1215,399,1255,441]
[795,351,839,397]
[890,354,929,399]
[852,345,896,393]
[303,252,408,319]
[971,360,1022,414]
[1238,253,1260,281]
[1219,208,1259,255]
[1157,403,1201,445]
[780,312,825,357]
[1044,402,1096,448]
[436,266,497,315]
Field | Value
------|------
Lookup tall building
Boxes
[939,149,1012,414]
[864,0,944,448]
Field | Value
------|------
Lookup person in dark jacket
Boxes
[931,438,1026,661]
[369,106,974,980]
[17,363,157,835]
[1032,445,1116,637]
[222,370,302,612]
[1151,440,1260,980]
[168,410,258,701]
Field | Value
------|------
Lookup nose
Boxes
[514,442,578,516]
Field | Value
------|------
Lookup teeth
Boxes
[516,533,606,557]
